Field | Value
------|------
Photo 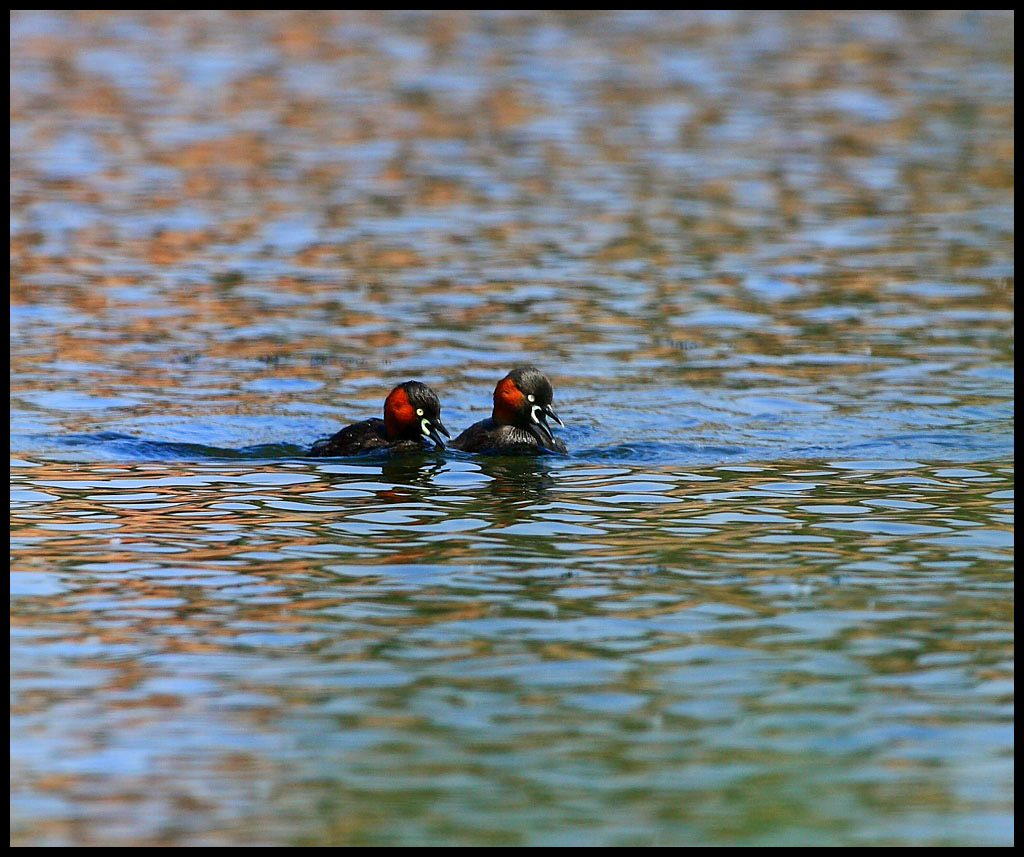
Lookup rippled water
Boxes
[10,10,1014,846]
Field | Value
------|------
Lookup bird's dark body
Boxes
[309,419,435,457]
[307,380,449,457]
[309,418,390,456]
[451,418,568,454]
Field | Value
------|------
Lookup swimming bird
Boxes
[450,366,566,454]
[309,381,450,456]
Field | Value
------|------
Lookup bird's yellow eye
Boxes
[527,394,535,402]
[416,408,424,417]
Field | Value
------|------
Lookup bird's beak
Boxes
[543,404,564,428]
[424,418,450,449]
[528,404,560,448]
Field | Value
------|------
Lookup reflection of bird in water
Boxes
[374,454,555,520]
[309,381,450,456]
[451,366,567,454]
[472,453,558,517]
[378,452,448,496]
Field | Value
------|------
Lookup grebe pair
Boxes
[309,366,565,457]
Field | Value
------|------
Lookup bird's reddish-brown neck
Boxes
[384,386,415,439]
[492,376,523,425]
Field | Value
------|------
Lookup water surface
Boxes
[10,10,1014,846]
